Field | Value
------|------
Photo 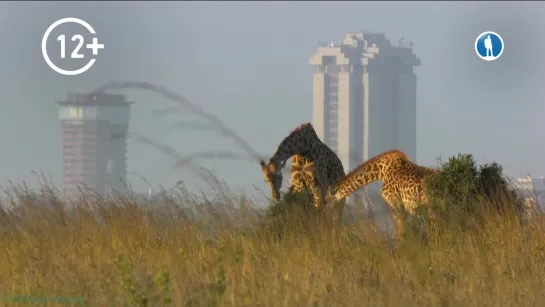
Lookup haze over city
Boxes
[0,1,544,200]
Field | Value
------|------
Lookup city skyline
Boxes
[0,2,544,199]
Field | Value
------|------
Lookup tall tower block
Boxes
[57,93,133,197]
[310,32,420,172]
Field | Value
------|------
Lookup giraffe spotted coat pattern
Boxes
[328,149,439,234]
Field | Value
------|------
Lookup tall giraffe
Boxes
[327,149,439,234]
[259,123,346,220]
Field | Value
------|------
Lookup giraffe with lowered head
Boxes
[326,149,439,234]
[259,123,346,220]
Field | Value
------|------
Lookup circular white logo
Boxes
[41,17,105,76]
[475,31,504,62]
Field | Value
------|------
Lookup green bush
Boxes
[401,153,524,243]
[266,185,313,218]
[422,153,523,229]
[262,186,323,238]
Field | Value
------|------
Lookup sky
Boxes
[0,1,544,200]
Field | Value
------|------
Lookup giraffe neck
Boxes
[333,150,409,200]
[269,123,321,168]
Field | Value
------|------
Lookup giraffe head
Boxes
[260,159,287,201]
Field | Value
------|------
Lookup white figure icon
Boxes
[484,35,493,57]
[475,31,504,62]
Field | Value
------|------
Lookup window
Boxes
[340,65,351,73]
[328,91,338,105]
[83,165,96,173]
[63,126,84,131]
[80,135,97,143]
[80,143,97,150]
[85,107,98,119]
[66,107,83,119]
[63,130,79,137]
[63,144,78,150]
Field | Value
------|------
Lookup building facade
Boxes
[513,176,545,212]
[310,32,420,175]
[57,93,132,198]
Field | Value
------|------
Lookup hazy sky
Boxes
[0,1,544,198]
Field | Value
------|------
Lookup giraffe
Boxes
[326,149,439,234]
[260,158,286,202]
[259,123,346,221]
[260,155,313,202]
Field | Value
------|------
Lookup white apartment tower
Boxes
[57,93,132,198]
[310,32,420,176]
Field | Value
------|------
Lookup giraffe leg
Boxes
[305,181,328,216]
[310,186,324,209]
[329,197,346,225]
[311,165,330,209]
[291,174,306,194]
[291,171,315,207]
[390,211,405,236]
[381,187,405,236]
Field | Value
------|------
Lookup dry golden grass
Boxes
[1,184,545,307]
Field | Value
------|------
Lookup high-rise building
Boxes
[310,32,420,175]
[57,93,132,198]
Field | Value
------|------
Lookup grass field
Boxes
[1,182,544,307]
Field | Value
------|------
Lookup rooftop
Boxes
[57,92,134,106]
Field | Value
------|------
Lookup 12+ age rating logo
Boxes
[41,17,105,76]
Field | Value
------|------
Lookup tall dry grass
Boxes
[1,181,545,307]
